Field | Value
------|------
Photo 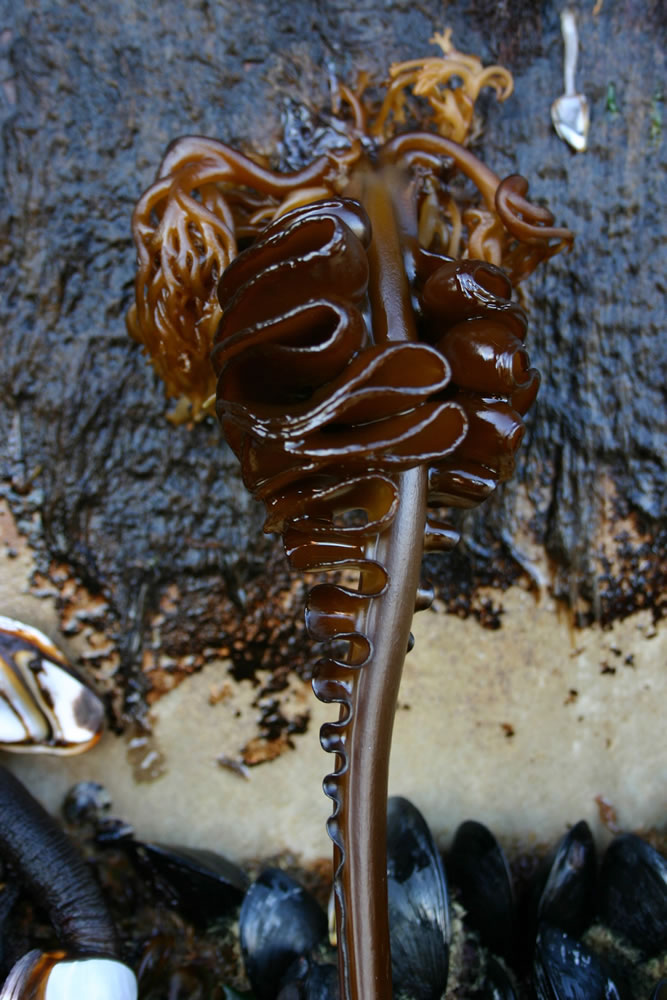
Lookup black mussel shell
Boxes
[598,834,667,956]
[533,925,624,1000]
[277,956,339,999]
[482,955,518,999]
[386,796,450,1000]
[448,819,515,961]
[130,840,248,924]
[240,868,328,1000]
[62,781,112,826]
[650,980,667,1000]
[533,821,597,938]
[95,816,136,843]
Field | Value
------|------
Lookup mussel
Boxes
[533,925,624,1000]
[448,819,515,961]
[277,957,339,999]
[62,781,113,827]
[482,955,518,999]
[598,834,667,956]
[531,820,597,939]
[0,616,104,754]
[239,868,328,1000]
[126,840,249,924]
[386,796,450,1000]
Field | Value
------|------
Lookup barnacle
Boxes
[128,33,572,1000]
[0,615,105,755]
[0,767,137,999]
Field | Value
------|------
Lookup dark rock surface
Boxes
[0,0,664,720]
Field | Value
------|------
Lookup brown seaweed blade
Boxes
[211,159,555,997]
[213,186,461,996]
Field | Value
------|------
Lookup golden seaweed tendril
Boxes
[371,29,513,142]
[128,31,572,1000]
[127,141,346,418]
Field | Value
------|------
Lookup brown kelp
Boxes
[128,33,572,999]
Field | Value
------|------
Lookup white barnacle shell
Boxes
[0,951,137,1000]
[0,616,105,754]
[44,957,138,1000]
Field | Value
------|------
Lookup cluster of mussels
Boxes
[1,772,665,1000]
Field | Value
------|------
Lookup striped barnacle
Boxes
[129,32,572,1000]
[0,616,105,756]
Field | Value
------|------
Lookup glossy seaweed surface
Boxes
[127,38,571,1000]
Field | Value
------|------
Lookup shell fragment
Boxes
[551,9,590,152]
